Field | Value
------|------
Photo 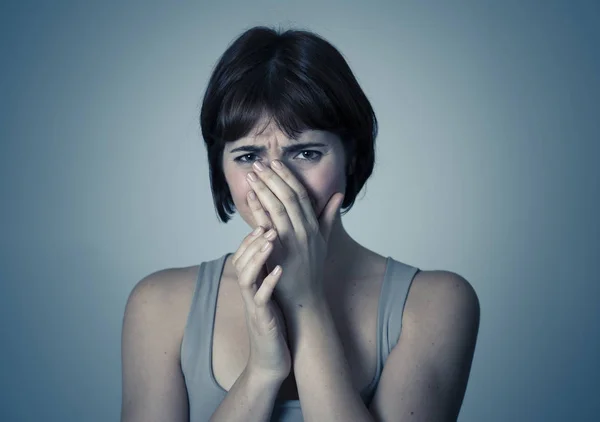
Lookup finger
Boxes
[247,190,281,274]
[250,161,312,235]
[236,228,277,272]
[254,265,282,308]
[247,189,274,231]
[231,225,265,269]
[269,159,319,233]
[247,170,294,240]
[318,192,345,244]
[237,239,274,307]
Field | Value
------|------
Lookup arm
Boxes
[121,268,286,422]
[209,366,284,422]
[368,271,480,421]
[211,227,293,421]
[120,270,190,422]
[286,270,480,422]
[283,297,375,422]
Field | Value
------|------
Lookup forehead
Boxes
[225,126,335,151]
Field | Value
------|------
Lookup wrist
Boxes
[279,295,332,346]
[243,364,288,389]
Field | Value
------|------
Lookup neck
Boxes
[322,211,363,279]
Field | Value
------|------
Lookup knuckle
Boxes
[250,251,265,265]
[273,204,286,216]
[282,190,297,203]
[249,201,262,212]
[297,188,310,201]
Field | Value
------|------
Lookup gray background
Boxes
[1,1,599,421]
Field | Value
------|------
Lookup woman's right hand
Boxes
[231,226,291,382]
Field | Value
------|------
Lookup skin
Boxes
[221,116,364,283]
[219,116,480,421]
[120,115,480,422]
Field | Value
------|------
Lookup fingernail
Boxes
[252,226,263,236]
[264,229,276,240]
[248,190,257,200]
[271,159,282,169]
[246,172,257,182]
[253,161,265,171]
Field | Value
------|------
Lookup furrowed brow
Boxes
[229,142,327,154]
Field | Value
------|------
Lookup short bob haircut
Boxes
[200,25,378,223]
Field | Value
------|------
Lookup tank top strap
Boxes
[180,253,229,418]
[378,257,420,366]
[180,253,419,419]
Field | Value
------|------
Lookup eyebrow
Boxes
[228,142,328,155]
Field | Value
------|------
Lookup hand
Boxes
[245,160,344,311]
[231,225,291,381]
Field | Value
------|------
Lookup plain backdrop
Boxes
[1,1,599,421]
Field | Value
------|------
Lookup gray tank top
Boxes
[180,252,420,421]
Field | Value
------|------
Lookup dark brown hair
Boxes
[200,25,378,222]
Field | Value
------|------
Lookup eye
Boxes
[234,150,322,164]
[234,153,259,164]
[295,150,322,161]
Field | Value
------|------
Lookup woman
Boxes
[120,26,480,422]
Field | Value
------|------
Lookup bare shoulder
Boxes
[121,265,200,422]
[124,265,200,338]
[401,269,480,397]
[402,269,480,340]
[368,269,480,420]
[126,265,199,308]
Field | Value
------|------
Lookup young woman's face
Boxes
[221,120,349,229]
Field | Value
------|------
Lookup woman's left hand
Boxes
[245,159,344,312]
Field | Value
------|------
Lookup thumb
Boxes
[318,192,344,243]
